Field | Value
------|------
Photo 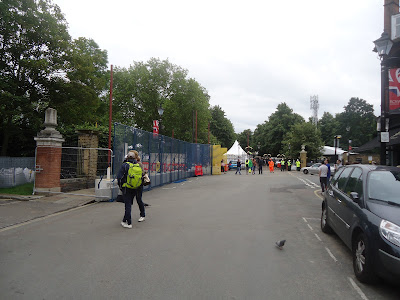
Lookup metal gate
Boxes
[34,146,116,200]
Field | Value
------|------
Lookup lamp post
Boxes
[374,32,393,166]
[334,135,341,164]
[158,105,164,136]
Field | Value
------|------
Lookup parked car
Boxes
[320,164,400,283]
[228,160,237,170]
[301,163,335,175]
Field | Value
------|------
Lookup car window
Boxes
[335,167,353,191]
[343,167,363,197]
[368,170,400,203]
[330,167,344,185]
[312,163,321,168]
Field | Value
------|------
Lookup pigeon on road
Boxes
[275,239,286,250]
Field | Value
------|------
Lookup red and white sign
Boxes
[388,68,400,111]
[153,120,159,135]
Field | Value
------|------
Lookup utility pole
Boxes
[310,95,319,127]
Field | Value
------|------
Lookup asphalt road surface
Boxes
[1,170,399,299]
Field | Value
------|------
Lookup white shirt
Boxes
[319,164,328,177]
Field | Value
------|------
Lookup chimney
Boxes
[384,0,400,36]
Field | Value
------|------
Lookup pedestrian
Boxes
[269,159,275,173]
[280,158,285,172]
[245,159,249,175]
[235,159,242,175]
[117,151,144,228]
[318,159,328,193]
[296,159,301,171]
[258,157,263,174]
[248,158,253,174]
[131,150,149,209]
[252,158,256,175]
[325,158,331,184]
[221,159,225,174]
[287,159,292,171]
[336,159,343,169]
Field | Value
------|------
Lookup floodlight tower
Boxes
[310,95,319,126]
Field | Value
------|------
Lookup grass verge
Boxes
[0,183,34,195]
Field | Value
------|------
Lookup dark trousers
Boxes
[320,177,328,192]
[258,166,262,174]
[136,185,145,218]
[123,187,145,225]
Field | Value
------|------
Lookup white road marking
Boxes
[325,247,338,262]
[307,224,314,231]
[162,187,176,189]
[314,233,322,241]
[303,217,308,223]
[348,277,369,300]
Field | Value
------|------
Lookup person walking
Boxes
[235,159,242,175]
[117,152,143,229]
[287,159,292,171]
[296,159,301,171]
[248,158,253,175]
[252,158,256,175]
[318,160,328,193]
[280,158,285,172]
[131,150,149,210]
[258,157,263,174]
[325,158,331,184]
[245,159,249,175]
[268,159,275,173]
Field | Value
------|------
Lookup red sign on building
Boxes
[388,68,400,111]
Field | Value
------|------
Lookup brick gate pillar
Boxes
[34,108,65,193]
[300,145,307,169]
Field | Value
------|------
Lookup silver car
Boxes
[301,163,335,175]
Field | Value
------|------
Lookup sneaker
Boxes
[122,222,132,228]
[121,221,127,227]
[138,217,145,222]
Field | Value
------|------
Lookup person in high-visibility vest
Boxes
[296,159,301,171]
[287,159,292,171]
[280,159,285,172]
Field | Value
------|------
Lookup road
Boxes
[1,170,399,299]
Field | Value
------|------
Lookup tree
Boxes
[209,105,236,148]
[237,129,253,151]
[265,103,304,155]
[50,37,109,128]
[282,122,323,160]
[318,112,338,146]
[111,58,211,143]
[335,97,376,149]
[0,0,71,156]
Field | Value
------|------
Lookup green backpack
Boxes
[123,162,142,189]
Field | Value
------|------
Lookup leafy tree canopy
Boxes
[209,105,236,148]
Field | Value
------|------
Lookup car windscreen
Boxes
[367,170,400,204]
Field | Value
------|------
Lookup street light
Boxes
[373,32,393,165]
[334,135,341,165]
[158,105,164,136]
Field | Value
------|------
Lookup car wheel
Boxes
[303,169,308,174]
[352,232,378,284]
[321,203,333,234]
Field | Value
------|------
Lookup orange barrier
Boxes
[195,165,203,176]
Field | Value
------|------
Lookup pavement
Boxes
[0,189,98,229]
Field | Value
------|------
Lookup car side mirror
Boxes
[350,192,359,203]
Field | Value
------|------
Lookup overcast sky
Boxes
[53,0,385,133]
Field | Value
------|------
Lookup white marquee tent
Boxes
[226,140,249,162]
[322,146,345,160]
